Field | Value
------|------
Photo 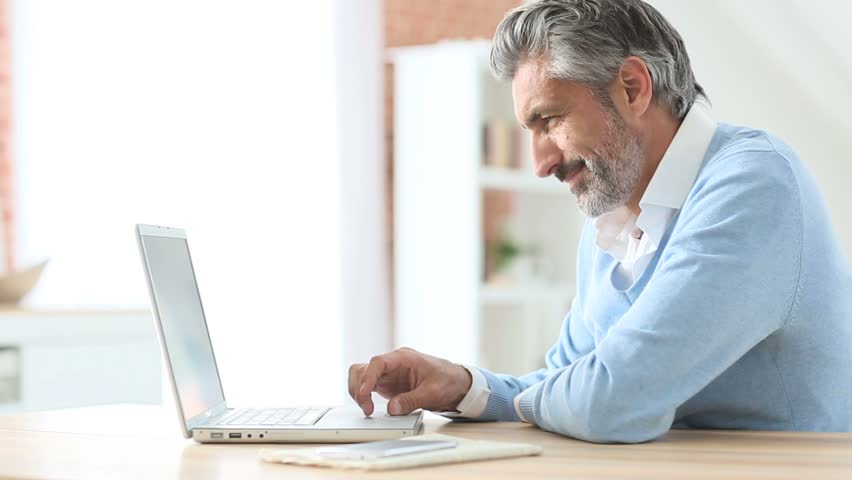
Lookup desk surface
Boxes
[1,404,850,479]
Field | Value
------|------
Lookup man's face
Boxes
[512,61,644,217]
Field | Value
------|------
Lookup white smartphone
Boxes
[317,439,458,460]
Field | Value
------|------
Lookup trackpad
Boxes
[318,405,421,429]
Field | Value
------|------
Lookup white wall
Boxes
[649,0,852,257]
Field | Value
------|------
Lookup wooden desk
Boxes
[1,404,850,479]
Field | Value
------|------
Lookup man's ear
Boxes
[612,56,653,120]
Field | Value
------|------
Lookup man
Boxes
[349,0,852,443]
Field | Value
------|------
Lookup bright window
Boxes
[13,0,344,406]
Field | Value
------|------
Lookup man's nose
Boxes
[531,131,561,178]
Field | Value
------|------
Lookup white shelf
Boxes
[479,167,571,195]
[0,310,160,414]
[386,39,491,63]
[480,284,574,305]
[393,40,581,372]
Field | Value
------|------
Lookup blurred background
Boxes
[0,0,849,416]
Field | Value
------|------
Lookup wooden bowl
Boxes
[0,260,49,304]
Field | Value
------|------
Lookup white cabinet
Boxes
[0,309,160,413]
[391,41,584,376]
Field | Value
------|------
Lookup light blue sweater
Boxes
[473,123,852,443]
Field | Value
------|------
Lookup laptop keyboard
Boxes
[214,407,330,426]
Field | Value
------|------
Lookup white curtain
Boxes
[12,0,386,407]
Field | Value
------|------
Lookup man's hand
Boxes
[348,347,473,416]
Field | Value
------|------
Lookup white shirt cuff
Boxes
[439,365,491,418]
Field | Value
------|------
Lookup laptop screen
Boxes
[140,233,225,421]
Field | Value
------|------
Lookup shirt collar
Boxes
[639,99,717,211]
[593,100,717,260]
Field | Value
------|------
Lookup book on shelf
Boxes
[482,120,532,171]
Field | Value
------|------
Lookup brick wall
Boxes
[385,0,521,47]
[384,0,522,313]
[0,0,12,272]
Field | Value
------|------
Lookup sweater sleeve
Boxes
[515,151,803,443]
[472,291,597,421]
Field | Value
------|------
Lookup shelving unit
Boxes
[391,40,584,375]
[479,166,568,194]
[479,284,576,305]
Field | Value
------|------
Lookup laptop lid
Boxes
[136,224,228,438]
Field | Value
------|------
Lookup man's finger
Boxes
[355,357,384,416]
[356,352,407,416]
[388,386,429,416]
[347,364,365,401]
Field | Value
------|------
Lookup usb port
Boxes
[210,433,223,439]
[229,433,242,439]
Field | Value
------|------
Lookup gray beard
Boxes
[574,112,644,218]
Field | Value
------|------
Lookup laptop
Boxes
[136,224,423,443]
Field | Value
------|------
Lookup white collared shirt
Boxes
[594,100,717,288]
[452,101,718,421]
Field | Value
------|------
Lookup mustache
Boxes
[554,158,588,182]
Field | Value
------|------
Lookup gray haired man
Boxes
[349,0,852,443]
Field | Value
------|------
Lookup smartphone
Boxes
[317,439,458,460]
